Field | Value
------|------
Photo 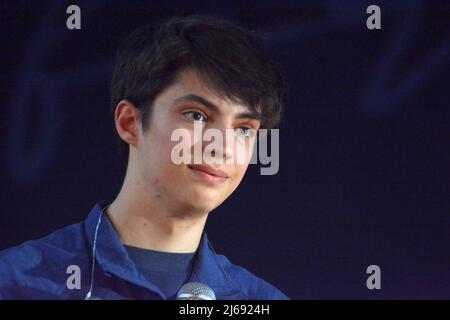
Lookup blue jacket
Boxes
[0,203,288,300]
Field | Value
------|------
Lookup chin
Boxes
[182,191,224,213]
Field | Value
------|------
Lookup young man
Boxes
[0,15,287,300]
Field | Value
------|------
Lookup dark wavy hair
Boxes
[111,15,286,159]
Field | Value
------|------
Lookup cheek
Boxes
[234,138,257,165]
[139,125,182,178]
[152,119,185,157]
[229,163,249,187]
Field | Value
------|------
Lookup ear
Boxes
[114,100,141,149]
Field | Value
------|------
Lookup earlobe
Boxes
[114,100,140,148]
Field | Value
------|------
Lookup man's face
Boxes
[134,68,261,215]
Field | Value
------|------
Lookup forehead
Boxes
[159,68,255,115]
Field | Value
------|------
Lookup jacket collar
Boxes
[84,202,240,299]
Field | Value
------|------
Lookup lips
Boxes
[188,164,229,184]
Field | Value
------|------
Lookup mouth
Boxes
[187,165,229,185]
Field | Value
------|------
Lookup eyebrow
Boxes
[171,94,262,121]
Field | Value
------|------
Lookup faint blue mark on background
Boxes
[7,0,113,184]
[361,2,450,116]
[263,1,449,117]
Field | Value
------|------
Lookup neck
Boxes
[107,163,208,253]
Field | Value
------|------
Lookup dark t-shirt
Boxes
[124,245,196,299]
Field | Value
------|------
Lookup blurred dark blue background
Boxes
[0,0,449,299]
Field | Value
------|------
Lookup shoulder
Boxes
[0,222,88,299]
[0,221,87,266]
[215,254,289,300]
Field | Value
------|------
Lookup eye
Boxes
[183,110,207,122]
[235,127,256,138]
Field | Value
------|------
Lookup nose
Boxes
[202,124,234,165]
